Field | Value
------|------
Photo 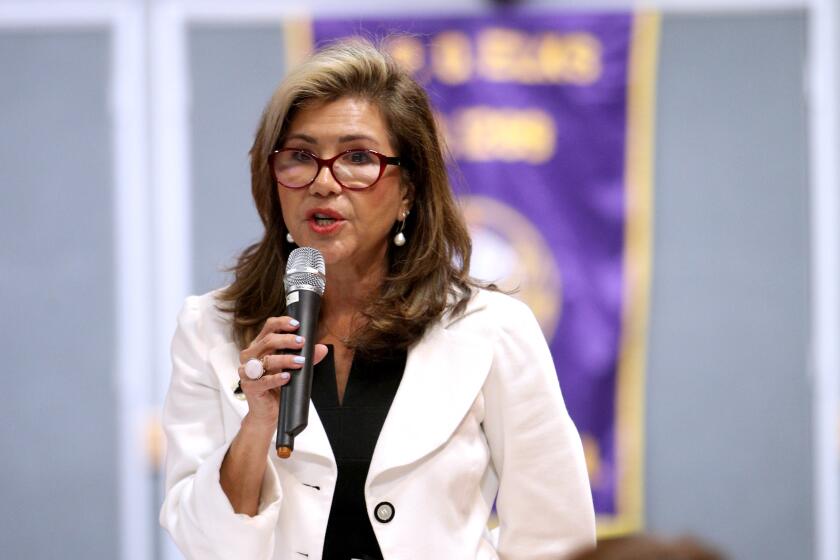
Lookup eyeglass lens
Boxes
[273,150,382,189]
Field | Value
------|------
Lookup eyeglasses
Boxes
[269,148,401,190]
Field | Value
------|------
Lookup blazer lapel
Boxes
[366,319,493,487]
[209,342,248,417]
[208,341,334,463]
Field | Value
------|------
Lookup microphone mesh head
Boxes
[284,247,326,295]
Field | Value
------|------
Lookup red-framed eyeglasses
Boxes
[268,148,402,190]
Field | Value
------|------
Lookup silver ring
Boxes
[244,357,265,380]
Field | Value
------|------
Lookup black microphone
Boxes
[276,247,325,458]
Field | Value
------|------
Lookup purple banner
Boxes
[312,11,644,528]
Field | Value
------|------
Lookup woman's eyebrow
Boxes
[338,133,378,144]
[285,133,317,144]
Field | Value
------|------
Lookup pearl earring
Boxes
[393,210,409,247]
[286,232,295,244]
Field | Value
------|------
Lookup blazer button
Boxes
[374,501,394,523]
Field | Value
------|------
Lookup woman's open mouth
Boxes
[306,208,345,234]
[313,213,337,226]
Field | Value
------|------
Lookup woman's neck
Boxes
[320,250,387,329]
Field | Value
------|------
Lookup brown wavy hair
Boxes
[219,37,482,355]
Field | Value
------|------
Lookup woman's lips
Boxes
[307,217,345,234]
[305,208,346,234]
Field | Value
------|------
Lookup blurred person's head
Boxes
[568,534,726,560]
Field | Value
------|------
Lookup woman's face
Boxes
[277,97,409,270]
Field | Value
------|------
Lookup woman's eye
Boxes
[291,151,313,162]
[348,151,374,164]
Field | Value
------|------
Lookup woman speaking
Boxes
[160,38,595,560]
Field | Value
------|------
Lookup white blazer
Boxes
[160,288,595,560]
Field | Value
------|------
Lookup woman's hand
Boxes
[222,317,327,515]
[236,316,329,430]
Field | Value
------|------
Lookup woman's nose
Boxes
[308,165,342,196]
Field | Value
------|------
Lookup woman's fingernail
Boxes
[293,356,306,364]
[289,319,300,327]
[295,336,303,344]
[280,372,290,380]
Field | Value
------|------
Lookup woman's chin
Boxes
[291,237,384,270]
[303,241,348,267]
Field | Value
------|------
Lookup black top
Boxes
[311,346,407,560]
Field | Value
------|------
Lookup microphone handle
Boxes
[276,288,321,457]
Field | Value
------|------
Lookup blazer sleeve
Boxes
[481,296,596,559]
[159,296,283,560]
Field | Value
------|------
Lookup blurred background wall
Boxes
[1,1,836,560]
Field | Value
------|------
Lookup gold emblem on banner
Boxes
[461,195,562,338]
